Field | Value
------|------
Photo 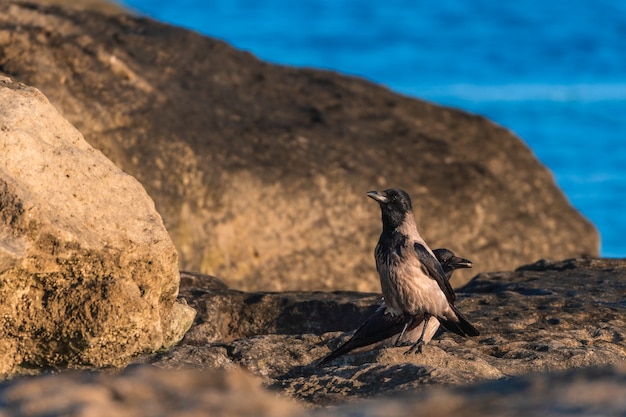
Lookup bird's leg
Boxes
[394,319,410,347]
[404,314,431,355]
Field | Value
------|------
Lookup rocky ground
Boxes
[142,257,626,405]
[1,364,626,417]
[0,258,624,416]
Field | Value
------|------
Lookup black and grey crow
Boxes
[366,188,479,355]
[318,248,472,366]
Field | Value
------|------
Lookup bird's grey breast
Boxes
[375,234,407,315]
[376,233,451,316]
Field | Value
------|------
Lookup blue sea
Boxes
[119,0,626,257]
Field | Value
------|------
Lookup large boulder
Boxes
[0,2,598,291]
[0,77,195,377]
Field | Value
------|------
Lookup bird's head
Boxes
[366,188,413,229]
[433,248,473,278]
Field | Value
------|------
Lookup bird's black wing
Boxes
[317,310,415,366]
[414,243,456,303]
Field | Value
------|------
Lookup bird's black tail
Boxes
[439,304,479,337]
[317,345,349,367]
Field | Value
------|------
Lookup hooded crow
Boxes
[317,248,472,366]
[366,188,479,354]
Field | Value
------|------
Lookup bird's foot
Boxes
[403,341,424,355]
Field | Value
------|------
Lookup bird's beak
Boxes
[450,256,473,269]
[367,190,388,203]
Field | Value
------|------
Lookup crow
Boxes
[366,188,478,355]
[318,248,472,366]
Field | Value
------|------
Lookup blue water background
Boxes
[119,0,626,257]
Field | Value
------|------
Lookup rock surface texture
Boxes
[0,365,625,417]
[0,77,195,376]
[0,367,304,417]
[30,0,127,14]
[316,364,626,417]
[0,1,598,291]
[143,258,626,405]
[0,258,623,416]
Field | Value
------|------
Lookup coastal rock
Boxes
[1,258,620,414]
[319,364,626,417]
[0,366,304,417]
[0,363,625,417]
[143,258,626,405]
[0,1,598,291]
[30,0,127,14]
[0,78,195,377]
